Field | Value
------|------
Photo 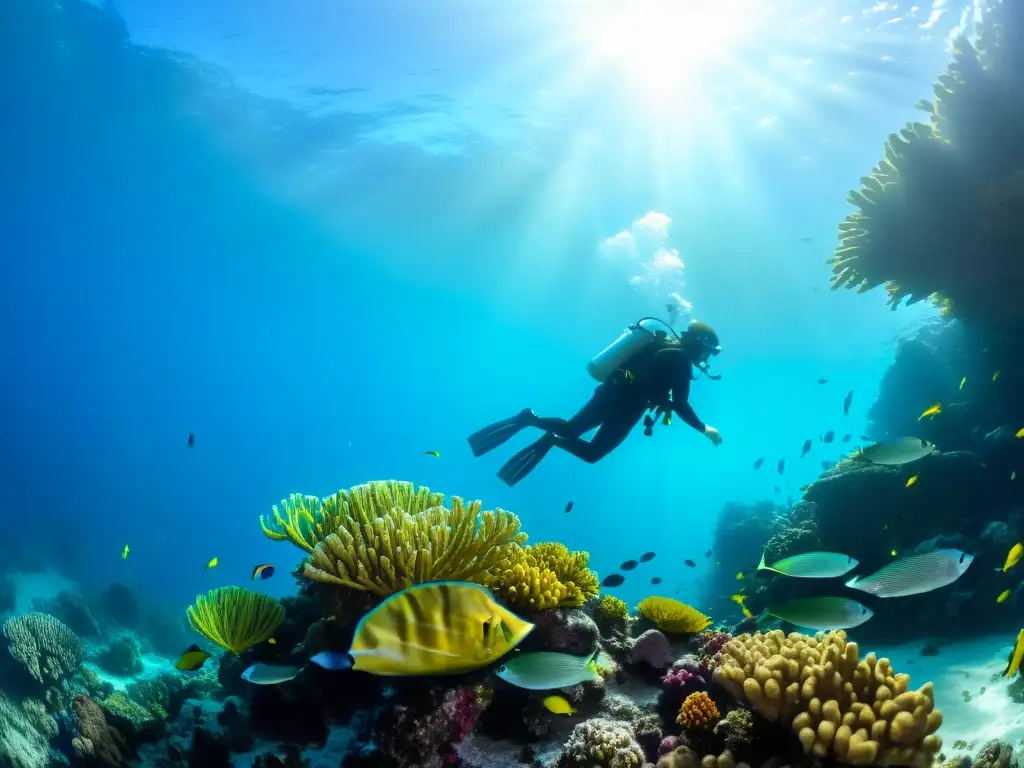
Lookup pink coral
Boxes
[445,688,480,741]
[662,664,706,694]
[658,735,682,757]
[696,630,731,672]
[631,628,675,670]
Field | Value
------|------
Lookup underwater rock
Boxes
[35,590,102,639]
[94,635,143,676]
[99,583,139,629]
[520,607,599,656]
[630,630,674,671]
[972,740,1014,768]
[72,694,129,768]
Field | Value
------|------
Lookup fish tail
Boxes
[845,575,861,588]
[757,549,768,571]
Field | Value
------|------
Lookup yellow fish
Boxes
[998,590,1012,604]
[730,593,753,618]
[994,370,1001,383]
[735,572,744,581]
[623,370,635,382]
[268,638,277,645]
[1016,428,1024,439]
[175,644,211,671]
[542,695,576,715]
[890,549,898,557]
[918,402,942,420]
[121,545,129,560]
[205,557,218,570]
[959,376,967,391]
[424,450,440,458]
[1003,629,1024,678]
[1003,544,1023,572]
[906,475,919,488]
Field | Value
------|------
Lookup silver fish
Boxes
[496,651,601,690]
[765,596,874,630]
[846,549,973,598]
[758,550,858,578]
[241,663,305,685]
[859,437,936,466]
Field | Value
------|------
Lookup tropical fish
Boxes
[753,457,764,470]
[757,550,858,578]
[777,459,785,475]
[564,501,574,514]
[821,460,830,469]
[542,695,576,715]
[205,557,218,570]
[704,549,712,558]
[497,650,601,690]
[735,572,744,581]
[251,564,275,581]
[859,437,936,466]
[620,560,639,571]
[993,370,1001,383]
[765,596,873,630]
[651,577,662,585]
[846,549,974,598]
[175,644,211,671]
[188,432,195,447]
[731,593,753,618]
[308,581,533,677]
[959,377,967,391]
[121,545,129,560]
[818,378,827,384]
[1003,544,1023,572]
[241,663,306,685]
[823,430,835,443]
[842,434,851,443]
[998,590,1012,604]
[906,475,919,488]
[1003,629,1024,678]
[684,559,697,568]
[424,450,440,458]
[918,403,942,420]
[639,552,656,562]
[843,390,854,416]
[601,574,625,588]
[1016,428,1024,439]
[801,439,812,458]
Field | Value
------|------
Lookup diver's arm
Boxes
[668,369,706,433]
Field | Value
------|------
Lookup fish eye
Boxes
[497,665,506,674]
[959,552,966,564]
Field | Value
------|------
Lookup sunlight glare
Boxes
[581,0,762,99]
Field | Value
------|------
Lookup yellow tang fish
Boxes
[121,545,130,560]
[994,370,1001,383]
[960,377,967,391]
[315,582,533,677]
[1003,629,1024,678]
[906,475,919,488]
[1016,428,1024,439]
[205,557,218,570]
[918,402,942,420]
[542,695,576,715]
[1004,544,1024,573]
[424,450,440,458]
[998,590,1012,604]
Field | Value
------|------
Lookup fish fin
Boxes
[757,549,768,570]
[845,575,861,588]
[310,651,354,671]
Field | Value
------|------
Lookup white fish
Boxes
[758,550,858,578]
[859,437,936,466]
[846,549,973,598]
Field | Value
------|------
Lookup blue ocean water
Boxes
[0,0,974,619]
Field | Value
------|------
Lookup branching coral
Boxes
[300,480,527,595]
[678,691,719,729]
[186,587,284,654]
[483,542,600,611]
[3,612,83,688]
[638,597,712,634]
[601,595,629,619]
[260,493,334,554]
[713,629,942,767]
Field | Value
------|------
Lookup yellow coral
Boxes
[713,629,942,767]
[637,597,712,634]
[678,691,720,729]
[481,542,599,611]
[303,481,527,596]
[260,493,337,554]
[186,587,285,654]
[600,595,629,619]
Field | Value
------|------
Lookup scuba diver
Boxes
[467,317,724,487]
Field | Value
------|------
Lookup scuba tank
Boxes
[586,318,677,382]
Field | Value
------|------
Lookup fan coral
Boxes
[638,597,712,634]
[559,717,645,768]
[186,586,284,654]
[300,480,527,596]
[480,542,600,611]
[601,595,629,619]
[713,629,942,766]
[677,691,720,729]
[3,612,83,688]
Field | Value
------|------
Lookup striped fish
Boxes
[758,550,858,578]
[846,549,973,598]
[765,596,874,630]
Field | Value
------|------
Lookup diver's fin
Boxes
[467,409,536,457]
[497,435,554,487]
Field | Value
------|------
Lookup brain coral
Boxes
[2,612,83,688]
[713,629,942,767]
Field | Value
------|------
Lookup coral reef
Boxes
[2,612,83,692]
[714,629,942,766]
[72,694,128,767]
[0,691,60,768]
[186,586,285,654]
[630,629,674,670]
[483,542,600,611]
[677,691,719,730]
[601,595,629,620]
[559,717,646,768]
[94,636,143,676]
[637,598,711,634]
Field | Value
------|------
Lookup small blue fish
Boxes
[251,564,275,581]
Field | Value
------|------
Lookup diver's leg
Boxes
[549,399,648,463]
[530,390,606,439]
[467,408,537,457]
[496,433,556,487]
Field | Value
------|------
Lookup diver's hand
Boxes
[704,425,723,446]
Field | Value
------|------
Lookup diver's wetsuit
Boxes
[467,341,707,487]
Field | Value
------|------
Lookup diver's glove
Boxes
[703,425,723,446]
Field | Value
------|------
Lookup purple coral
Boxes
[661,660,706,695]
[444,688,480,741]
[697,630,731,659]
[658,735,682,757]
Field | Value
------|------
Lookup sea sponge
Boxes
[185,587,284,654]
[713,629,942,767]
[601,595,629,620]
[2,612,83,688]
[483,542,600,611]
[638,597,712,634]
[559,717,645,768]
[301,480,527,596]
[677,691,720,729]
